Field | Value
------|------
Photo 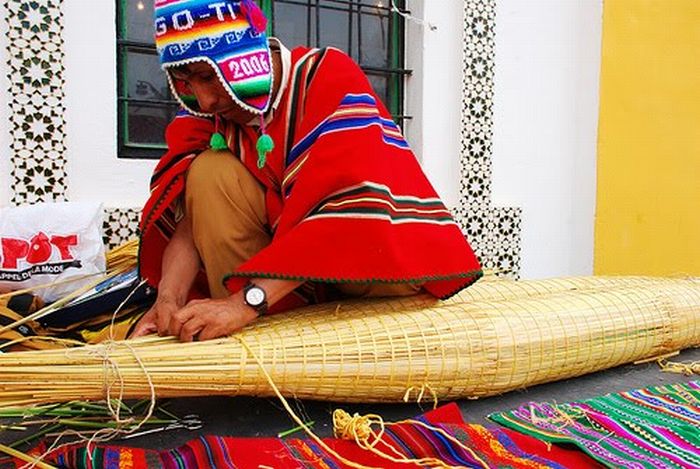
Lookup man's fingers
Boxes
[156,306,173,335]
[130,326,145,339]
[198,316,237,341]
[130,319,157,338]
[197,324,224,342]
[166,315,182,337]
[167,307,196,337]
[130,308,158,338]
[180,316,205,342]
[156,314,168,336]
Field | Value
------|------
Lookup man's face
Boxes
[170,62,256,125]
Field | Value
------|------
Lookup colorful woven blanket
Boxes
[490,380,700,469]
[9,404,599,468]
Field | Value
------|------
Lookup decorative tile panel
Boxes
[103,208,141,249]
[4,2,142,249]
[459,0,522,277]
[5,0,67,204]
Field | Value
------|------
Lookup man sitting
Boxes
[133,0,481,341]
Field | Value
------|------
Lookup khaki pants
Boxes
[185,150,420,299]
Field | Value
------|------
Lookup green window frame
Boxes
[117,0,408,159]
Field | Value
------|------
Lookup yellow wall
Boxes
[595,0,700,275]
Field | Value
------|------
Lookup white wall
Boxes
[492,0,602,278]
[405,0,463,209]
[0,1,156,208]
[63,0,156,208]
[0,1,11,207]
[405,0,602,279]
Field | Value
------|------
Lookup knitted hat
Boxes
[154,0,273,116]
[154,0,275,166]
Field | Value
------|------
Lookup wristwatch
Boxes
[243,282,268,316]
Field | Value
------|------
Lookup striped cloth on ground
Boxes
[490,380,700,469]
[10,404,600,468]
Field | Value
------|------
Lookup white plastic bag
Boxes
[0,202,106,302]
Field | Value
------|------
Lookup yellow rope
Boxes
[236,337,384,469]
[237,337,488,469]
[658,358,700,376]
[333,409,492,468]
[402,383,439,409]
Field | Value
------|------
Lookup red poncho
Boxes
[140,47,481,307]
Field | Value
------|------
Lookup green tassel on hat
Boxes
[256,133,274,169]
[210,132,228,151]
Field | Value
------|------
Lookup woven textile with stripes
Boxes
[12,404,601,468]
[0,276,698,407]
[490,380,700,469]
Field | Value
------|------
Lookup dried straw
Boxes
[105,239,138,272]
[0,276,698,407]
[0,443,57,469]
[658,358,700,376]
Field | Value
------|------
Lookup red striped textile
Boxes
[139,46,481,308]
[14,403,602,468]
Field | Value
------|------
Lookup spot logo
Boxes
[0,232,82,282]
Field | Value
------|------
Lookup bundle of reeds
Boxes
[0,276,698,407]
[105,239,139,272]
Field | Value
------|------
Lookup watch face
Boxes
[245,286,266,306]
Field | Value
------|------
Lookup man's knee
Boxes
[184,149,267,227]
[186,150,246,197]
[337,282,422,298]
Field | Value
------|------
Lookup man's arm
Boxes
[154,212,203,332]
[132,213,201,337]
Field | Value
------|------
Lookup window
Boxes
[117,0,178,159]
[117,0,407,159]
[261,0,408,122]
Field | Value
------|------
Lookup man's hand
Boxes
[130,278,303,341]
[167,295,258,342]
[129,211,201,340]
[131,297,180,338]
